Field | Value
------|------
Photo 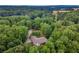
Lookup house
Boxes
[53,8,79,15]
[26,30,47,46]
[30,36,47,46]
[53,10,70,15]
[73,8,79,11]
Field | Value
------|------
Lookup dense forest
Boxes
[0,6,79,53]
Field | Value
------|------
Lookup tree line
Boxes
[0,9,79,53]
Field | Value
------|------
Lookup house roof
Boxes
[30,36,47,46]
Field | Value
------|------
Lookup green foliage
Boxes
[46,41,56,53]
[0,45,6,52]
[40,23,52,38]
[4,45,24,53]
[23,43,32,53]
[32,30,41,37]
[32,17,42,29]
[0,20,10,25]
[55,39,66,53]
[0,25,28,52]
[29,46,38,53]
[0,8,79,53]
[39,45,50,53]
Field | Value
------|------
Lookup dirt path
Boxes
[26,29,32,43]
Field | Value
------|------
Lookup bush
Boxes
[32,30,41,37]
[4,45,24,53]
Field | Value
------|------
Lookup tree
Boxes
[0,25,28,50]
[63,28,76,40]
[59,35,69,45]
[40,23,52,38]
[39,45,50,53]
[29,46,39,53]
[32,30,41,37]
[0,20,10,25]
[26,20,32,29]
[29,46,38,53]
[46,41,56,53]
[4,45,24,53]
[12,25,28,42]
[51,30,62,40]
[24,43,32,53]
[32,17,42,29]
[41,16,54,25]
[0,45,6,53]
[55,39,66,53]
[7,42,15,48]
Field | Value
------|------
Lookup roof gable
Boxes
[30,36,47,46]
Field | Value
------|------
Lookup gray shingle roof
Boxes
[30,36,47,46]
